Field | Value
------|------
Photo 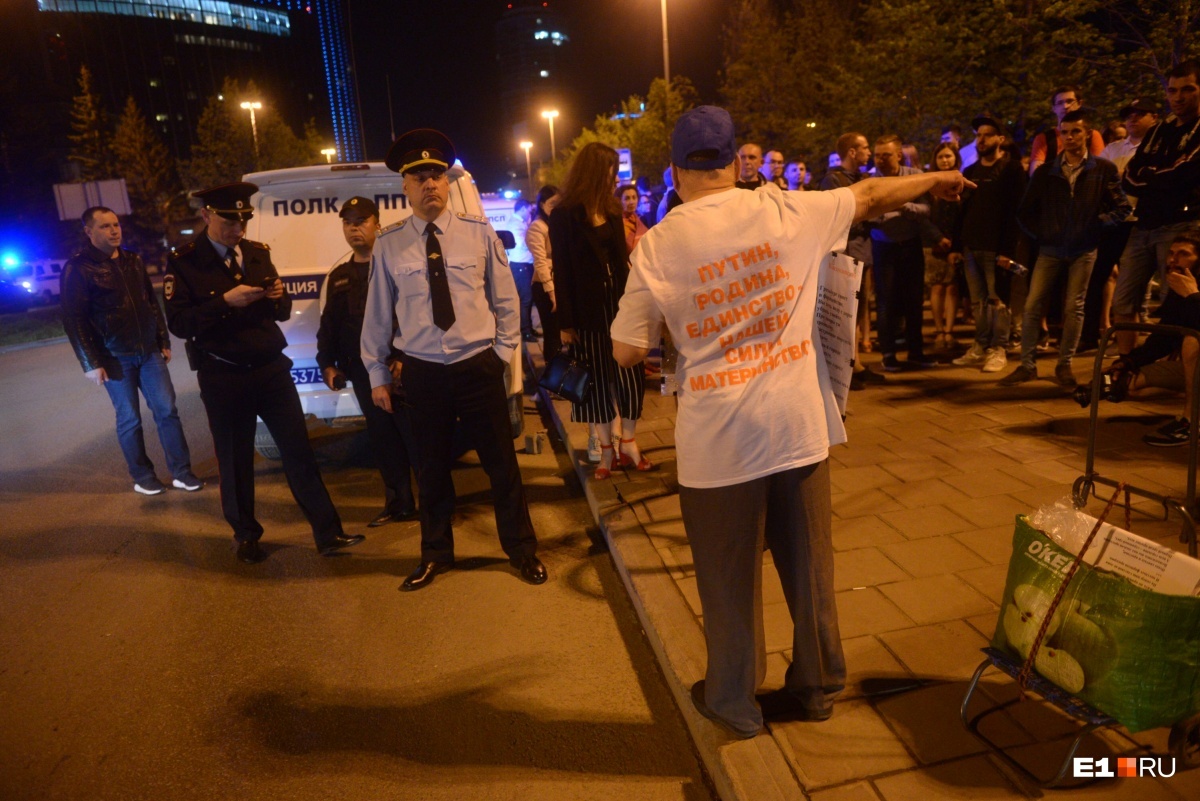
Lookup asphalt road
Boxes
[0,339,713,801]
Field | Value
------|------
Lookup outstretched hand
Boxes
[929,171,975,202]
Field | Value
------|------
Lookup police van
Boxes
[239,162,524,455]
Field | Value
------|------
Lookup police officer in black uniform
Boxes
[164,182,364,563]
[316,196,419,527]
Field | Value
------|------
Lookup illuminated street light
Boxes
[240,101,262,160]
[519,141,533,185]
[541,109,559,160]
[321,147,337,163]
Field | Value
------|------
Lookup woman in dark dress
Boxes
[549,143,651,479]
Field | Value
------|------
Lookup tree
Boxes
[718,0,1200,167]
[111,96,177,257]
[186,77,322,187]
[67,65,115,181]
[547,76,698,187]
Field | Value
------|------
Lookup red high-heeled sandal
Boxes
[594,444,615,480]
[617,438,653,471]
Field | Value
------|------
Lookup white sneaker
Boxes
[586,435,602,463]
[952,343,986,366]
[982,347,1008,373]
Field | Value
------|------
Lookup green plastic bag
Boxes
[991,516,1200,732]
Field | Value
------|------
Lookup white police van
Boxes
[240,162,524,456]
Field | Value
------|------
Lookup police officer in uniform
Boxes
[164,182,364,563]
[317,196,419,527]
[361,129,546,590]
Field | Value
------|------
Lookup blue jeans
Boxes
[103,351,192,484]
[1019,250,1096,370]
[963,248,1010,349]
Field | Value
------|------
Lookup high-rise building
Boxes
[494,0,569,156]
[0,0,364,255]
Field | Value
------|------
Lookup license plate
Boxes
[290,367,322,385]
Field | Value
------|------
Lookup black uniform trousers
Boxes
[197,355,343,547]
[403,349,537,564]
[872,238,928,359]
[346,358,417,514]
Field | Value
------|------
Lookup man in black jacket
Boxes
[1110,234,1200,446]
[61,206,201,496]
[316,197,418,528]
[950,115,1027,374]
[1001,111,1131,388]
[164,182,363,563]
[1113,60,1200,355]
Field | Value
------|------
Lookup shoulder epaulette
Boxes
[241,238,270,251]
[380,218,410,234]
[456,212,489,224]
[170,240,197,259]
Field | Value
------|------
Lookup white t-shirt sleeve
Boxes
[798,186,858,256]
[611,250,662,348]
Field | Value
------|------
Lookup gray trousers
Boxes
[679,459,845,732]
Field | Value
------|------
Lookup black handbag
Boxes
[538,348,592,404]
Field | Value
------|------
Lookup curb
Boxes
[0,335,69,355]
[534,381,807,801]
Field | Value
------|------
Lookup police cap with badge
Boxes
[196,181,258,223]
[339,196,379,220]
[385,129,456,175]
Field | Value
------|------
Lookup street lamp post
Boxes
[240,101,262,161]
[541,110,559,161]
[519,141,533,186]
[659,0,670,91]
[321,147,337,164]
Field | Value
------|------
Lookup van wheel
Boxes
[254,424,281,460]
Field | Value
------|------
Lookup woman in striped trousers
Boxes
[549,143,652,479]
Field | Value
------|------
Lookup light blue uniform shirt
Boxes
[361,207,520,388]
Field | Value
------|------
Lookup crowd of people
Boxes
[55,60,1199,743]
[533,63,1199,448]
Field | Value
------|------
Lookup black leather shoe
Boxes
[318,533,365,556]
[401,560,454,591]
[368,506,419,527]
[511,555,548,585]
[236,540,266,564]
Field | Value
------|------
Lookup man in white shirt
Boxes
[611,106,970,739]
[362,128,545,591]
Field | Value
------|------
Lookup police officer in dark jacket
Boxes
[163,182,363,563]
[316,196,418,527]
[62,205,202,495]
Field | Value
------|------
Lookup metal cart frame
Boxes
[1071,322,1200,557]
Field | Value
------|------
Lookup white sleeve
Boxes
[793,187,857,256]
[611,250,663,348]
[361,247,398,389]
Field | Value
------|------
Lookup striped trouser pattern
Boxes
[570,328,645,424]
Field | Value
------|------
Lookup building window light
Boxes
[540,70,549,78]
[149,79,160,88]
[155,113,168,121]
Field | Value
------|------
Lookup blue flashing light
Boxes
[502,190,517,199]
[1,252,19,269]
[21,281,32,291]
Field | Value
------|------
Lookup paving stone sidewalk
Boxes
[532,341,1200,801]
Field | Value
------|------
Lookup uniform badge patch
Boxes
[163,274,175,300]
[492,237,510,268]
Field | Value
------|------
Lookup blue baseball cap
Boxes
[671,105,737,171]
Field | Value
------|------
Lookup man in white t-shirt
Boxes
[611,105,971,739]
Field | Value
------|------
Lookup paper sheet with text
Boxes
[815,251,863,417]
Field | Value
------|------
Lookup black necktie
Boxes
[226,250,243,282]
[426,224,455,331]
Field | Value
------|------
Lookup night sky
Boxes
[349,0,726,188]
